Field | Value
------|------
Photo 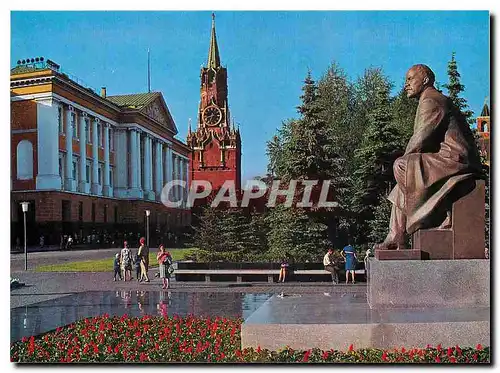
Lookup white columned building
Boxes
[64,105,74,191]
[103,122,111,197]
[91,117,99,194]
[78,112,87,193]
[113,128,128,198]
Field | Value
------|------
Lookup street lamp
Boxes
[145,210,150,247]
[21,202,29,271]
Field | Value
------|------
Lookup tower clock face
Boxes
[203,105,222,126]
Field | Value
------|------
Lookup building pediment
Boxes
[141,96,177,134]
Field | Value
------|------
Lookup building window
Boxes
[98,167,102,185]
[16,140,33,180]
[71,112,77,138]
[78,201,83,222]
[59,154,65,182]
[114,206,118,223]
[72,161,77,180]
[62,200,71,222]
[58,106,63,134]
[109,168,113,188]
[91,203,96,222]
[85,118,91,144]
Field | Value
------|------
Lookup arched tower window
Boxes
[483,121,489,133]
[17,140,33,180]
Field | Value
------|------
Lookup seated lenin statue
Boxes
[374,64,483,251]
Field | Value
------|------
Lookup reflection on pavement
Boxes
[11,291,271,342]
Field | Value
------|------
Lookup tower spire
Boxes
[207,12,221,69]
[188,118,192,135]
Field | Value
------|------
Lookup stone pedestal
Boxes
[367,258,489,309]
[412,179,485,259]
[375,249,426,260]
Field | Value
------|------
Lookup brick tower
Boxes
[187,13,241,196]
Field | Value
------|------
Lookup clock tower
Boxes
[187,13,242,196]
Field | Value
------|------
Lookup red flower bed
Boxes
[10,314,490,363]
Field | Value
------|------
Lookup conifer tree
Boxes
[443,52,474,125]
[351,80,401,246]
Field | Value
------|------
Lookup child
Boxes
[113,253,122,281]
[134,252,142,282]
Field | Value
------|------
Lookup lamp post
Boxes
[21,202,29,271]
[145,210,150,247]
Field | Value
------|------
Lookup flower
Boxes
[382,351,388,362]
[348,344,354,352]
[476,344,483,350]
[449,356,457,363]
[435,355,441,363]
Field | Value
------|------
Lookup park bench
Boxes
[174,262,366,283]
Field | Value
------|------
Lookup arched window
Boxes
[483,121,489,133]
[17,140,33,180]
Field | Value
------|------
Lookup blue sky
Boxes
[10,11,490,181]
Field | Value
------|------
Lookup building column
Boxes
[172,154,178,203]
[128,128,140,198]
[64,105,74,191]
[184,158,190,209]
[36,98,62,190]
[78,112,87,193]
[113,128,128,198]
[137,130,143,195]
[91,117,99,194]
[179,158,185,208]
[154,140,163,201]
[143,134,154,200]
[103,122,111,197]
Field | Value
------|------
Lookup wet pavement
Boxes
[11,291,272,342]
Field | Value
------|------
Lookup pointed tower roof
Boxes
[207,13,221,69]
[480,98,490,117]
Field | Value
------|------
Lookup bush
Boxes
[11,315,490,363]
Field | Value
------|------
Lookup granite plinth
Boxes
[375,249,425,260]
[411,179,485,259]
[367,258,489,309]
[241,293,489,350]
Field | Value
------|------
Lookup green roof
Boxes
[106,92,160,109]
[11,65,41,74]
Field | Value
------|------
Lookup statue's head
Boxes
[405,64,435,98]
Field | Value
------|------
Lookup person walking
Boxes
[342,243,358,284]
[138,237,150,282]
[156,244,173,289]
[323,249,339,284]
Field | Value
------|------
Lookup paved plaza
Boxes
[11,249,365,343]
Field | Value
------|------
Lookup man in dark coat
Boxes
[375,64,482,250]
